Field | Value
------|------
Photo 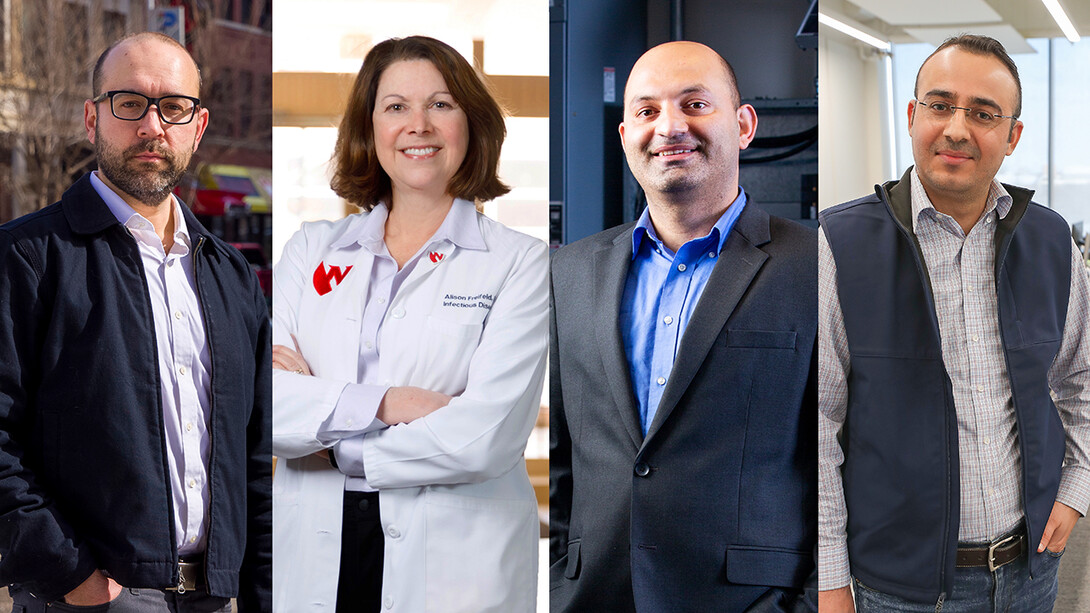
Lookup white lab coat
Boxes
[271,200,547,612]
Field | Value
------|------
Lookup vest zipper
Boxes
[880,185,954,601]
[991,234,1035,581]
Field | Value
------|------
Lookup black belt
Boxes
[166,554,207,593]
[955,530,1025,571]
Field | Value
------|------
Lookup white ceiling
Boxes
[828,0,1090,51]
[848,0,1002,27]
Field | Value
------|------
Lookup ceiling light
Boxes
[818,12,892,52]
[1040,0,1080,43]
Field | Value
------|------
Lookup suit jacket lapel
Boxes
[642,204,771,446]
[594,230,643,449]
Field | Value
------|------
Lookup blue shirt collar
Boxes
[630,186,748,259]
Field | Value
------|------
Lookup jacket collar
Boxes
[877,166,1036,279]
[877,166,1034,239]
[61,172,221,254]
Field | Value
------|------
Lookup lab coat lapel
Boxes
[316,247,373,382]
[642,204,771,446]
[594,231,643,449]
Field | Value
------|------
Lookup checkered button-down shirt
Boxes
[818,170,1090,590]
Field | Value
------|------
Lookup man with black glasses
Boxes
[0,32,271,611]
[818,34,1090,612]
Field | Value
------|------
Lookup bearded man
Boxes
[0,32,271,612]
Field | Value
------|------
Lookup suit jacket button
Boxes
[634,462,650,477]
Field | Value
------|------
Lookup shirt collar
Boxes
[630,187,747,259]
[330,197,488,253]
[909,168,1012,232]
[90,170,191,250]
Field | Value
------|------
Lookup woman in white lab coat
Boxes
[271,36,547,613]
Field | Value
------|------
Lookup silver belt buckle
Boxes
[166,560,200,593]
[987,533,1018,572]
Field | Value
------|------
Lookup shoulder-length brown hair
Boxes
[330,36,511,210]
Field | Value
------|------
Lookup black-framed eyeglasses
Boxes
[91,90,201,125]
[915,99,1018,130]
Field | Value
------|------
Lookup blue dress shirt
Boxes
[620,188,747,435]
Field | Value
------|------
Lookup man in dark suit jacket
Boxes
[549,41,817,612]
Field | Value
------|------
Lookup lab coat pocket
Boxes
[415,316,484,392]
[424,490,537,613]
[425,314,484,342]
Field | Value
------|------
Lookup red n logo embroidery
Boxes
[313,262,353,296]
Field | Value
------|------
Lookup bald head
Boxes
[92,32,202,97]
[625,41,740,110]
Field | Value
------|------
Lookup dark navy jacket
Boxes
[820,169,1070,603]
[551,202,818,612]
[0,174,272,610]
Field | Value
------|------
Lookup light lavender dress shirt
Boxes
[91,172,212,555]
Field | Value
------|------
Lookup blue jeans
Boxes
[854,549,1062,613]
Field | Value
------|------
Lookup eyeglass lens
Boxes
[921,101,1003,128]
[112,92,196,124]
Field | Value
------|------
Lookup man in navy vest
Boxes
[551,41,818,612]
[818,34,1090,612]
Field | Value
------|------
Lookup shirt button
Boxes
[187,479,196,488]
[189,536,196,543]
[634,462,651,477]
[346,419,354,427]
[972,334,979,342]
[977,385,985,392]
[387,526,401,539]
[967,286,974,293]
[656,376,666,386]
[378,297,386,304]
[174,311,183,320]
[677,263,687,272]
[384,596,394,609]
[708,251,716,258]
[365,341,374,349]
[984,436,990,445]
[185,423,193,432]
[391,308,405,319]
[663,315,674,325]
[179,366,187,375]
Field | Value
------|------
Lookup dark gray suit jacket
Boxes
[549,201,817,612]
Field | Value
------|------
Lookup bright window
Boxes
[892,38,1089,231]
